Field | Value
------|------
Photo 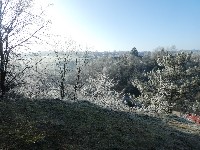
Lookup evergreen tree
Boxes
[131,47,139,57]
[134,51,200,114]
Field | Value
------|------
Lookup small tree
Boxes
[0,0,49,97]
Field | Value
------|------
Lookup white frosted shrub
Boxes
[77,73,128,111]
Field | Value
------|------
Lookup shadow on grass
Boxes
[1,97,200,150]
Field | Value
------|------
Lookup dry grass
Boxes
[1,97,200,150]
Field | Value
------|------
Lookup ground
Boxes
[1,97,200,150]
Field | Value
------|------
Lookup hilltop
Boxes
[1,97,200,150]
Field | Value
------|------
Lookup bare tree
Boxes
[0,0,50,97]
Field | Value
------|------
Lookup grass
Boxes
[1,97,200,150]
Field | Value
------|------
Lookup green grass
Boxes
[0,97,200,150]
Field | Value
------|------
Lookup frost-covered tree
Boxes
[77,73,124,110]
[0,0,50,97]
[134,50,200,114]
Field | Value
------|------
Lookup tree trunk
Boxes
[0,1,5,97]
[0,40,6,97]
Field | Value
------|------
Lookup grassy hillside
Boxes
[1,97,200,150]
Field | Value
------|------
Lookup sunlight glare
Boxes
[31,0,110,52]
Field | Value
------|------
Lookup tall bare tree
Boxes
[0,0,49,97]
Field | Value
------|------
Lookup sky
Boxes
[48,0,200,52]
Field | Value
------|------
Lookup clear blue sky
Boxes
[53,0,200,51]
